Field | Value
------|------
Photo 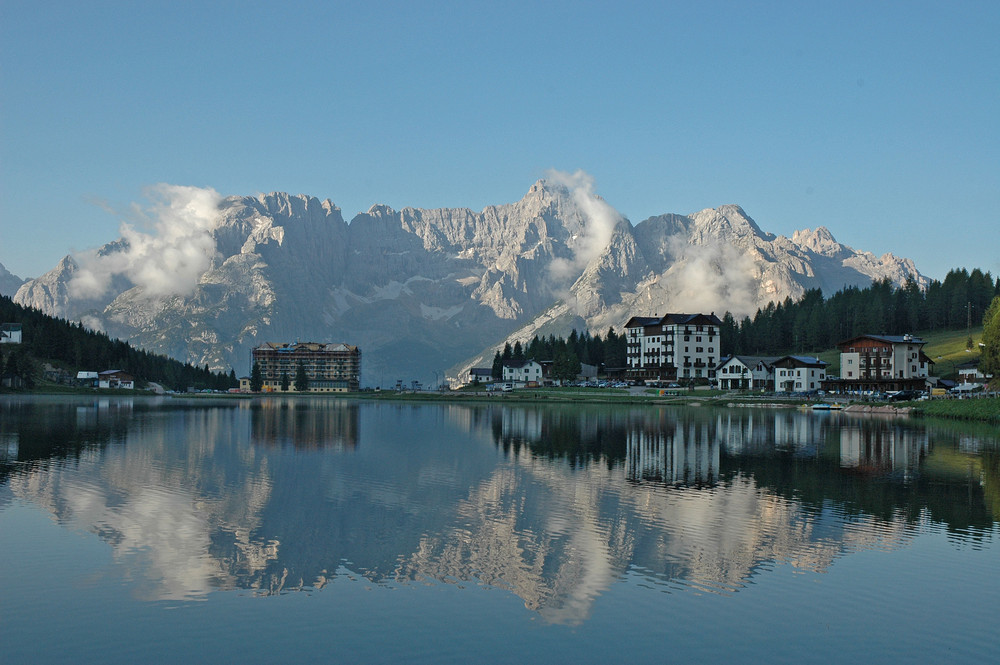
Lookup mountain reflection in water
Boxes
[1,396,997,624]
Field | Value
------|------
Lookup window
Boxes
[696,336,702,342]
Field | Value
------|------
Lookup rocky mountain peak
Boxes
[688,205,769,242]
[365,203,397,217]
[792,226,844,256]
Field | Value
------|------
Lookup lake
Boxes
[1,394,998,664]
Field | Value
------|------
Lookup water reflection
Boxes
[249,399,359,450]
[1,396,998,623]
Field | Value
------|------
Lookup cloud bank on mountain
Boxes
[69,185,223,300]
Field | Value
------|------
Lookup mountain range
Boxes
[8,179,926,385]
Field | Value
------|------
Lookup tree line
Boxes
[721,268,1000,356]
[0,295,237,391]
[490,328,628,380]
[486,267,999,380]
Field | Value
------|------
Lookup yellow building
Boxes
[252,342,361,392]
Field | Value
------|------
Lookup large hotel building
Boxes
[251,342,361,392]
[625,313,723,383]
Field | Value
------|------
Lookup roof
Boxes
[502,359,539,369]
[624,316,660,328]
[837,334,925,348]
[624,313,725,328]
[773,355,829,368]
[255,341,359,353]
[1,323,22,331]
[719,355,782,368]
[469,368,493,376]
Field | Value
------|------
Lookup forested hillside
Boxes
[0,295,236,391]
[720,268,999,355]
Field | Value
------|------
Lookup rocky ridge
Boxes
[11,181,927,384]
[0,262,26,297]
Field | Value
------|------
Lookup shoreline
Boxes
[6,387,997,424]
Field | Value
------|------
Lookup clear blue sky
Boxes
[2,0,998,281]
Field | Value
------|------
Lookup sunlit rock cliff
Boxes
[12,181,926,383]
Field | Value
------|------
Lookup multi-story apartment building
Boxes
[252,341,361,392]
[828,334,931,393]
[624,313,723,383]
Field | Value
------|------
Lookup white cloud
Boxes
[663,235,758,316]
[69,184,224,299]
[545,169,623,282]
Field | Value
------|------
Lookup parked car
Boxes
[889,390,923,401]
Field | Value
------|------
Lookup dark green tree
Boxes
[294,361,309,392]
[980,295,1000,384]
[512,341,525,363]
[250,361,263,392]
[280,370,290,392]
[491,350,503,380]
[501,342,513,363]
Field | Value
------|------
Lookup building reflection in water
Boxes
[627,415,719,485]
[838,420,929,478]
[248,398,359,450]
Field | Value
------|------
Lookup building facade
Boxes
[826,334,931,393]
[98,370,135,390]
[771,356,828,392]
[1,323,22,344]
[252,342,361,392]
[625,313,723,383]
[503,359,543,385]
[716,356,781,391]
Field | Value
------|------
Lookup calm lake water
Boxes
[1,395,998,664]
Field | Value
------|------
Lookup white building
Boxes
[957,360,991,383]
[0,323,22,344]
[503,359,543,385]
[772,356,828,392]
[830,334,931,393]
[716,356,781,391]
[98,370,135,390]
[625,313,723,383]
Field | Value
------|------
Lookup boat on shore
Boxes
[812,403,844,411]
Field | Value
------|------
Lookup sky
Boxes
[1,0,998,282]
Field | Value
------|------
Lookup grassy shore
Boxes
[907,397,1000,424]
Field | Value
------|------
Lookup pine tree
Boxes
[491,351,503,380]
[250,362,263,392]
[294,361,309,392]
[512,341,525,363]
[980,296,1000,384]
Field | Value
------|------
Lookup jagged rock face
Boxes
[0,262,26,298]
[11,183,927,384]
